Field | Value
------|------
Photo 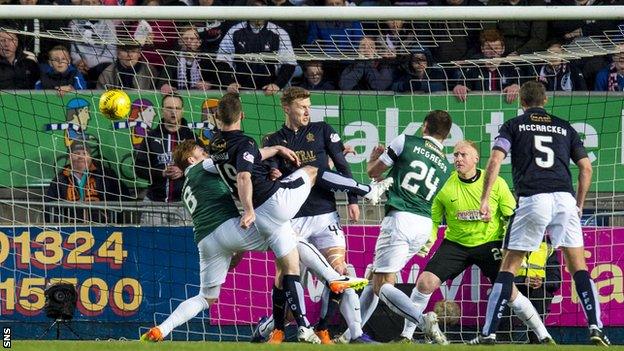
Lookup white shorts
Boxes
[254,169,312,258]
[291,211,346,250]
[505,192,584,252]
[372,211,432,273]
[197,217,269,293]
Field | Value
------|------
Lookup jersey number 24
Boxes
[400,160,440,201]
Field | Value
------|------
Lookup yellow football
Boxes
[99,89,131,121]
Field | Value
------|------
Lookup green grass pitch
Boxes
[7,341,624,351]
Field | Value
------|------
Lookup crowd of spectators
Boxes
[1,0,624,96]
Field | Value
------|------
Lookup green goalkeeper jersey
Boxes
[381,134,451,217]
[182,160,240,244]
[431,169,516,247]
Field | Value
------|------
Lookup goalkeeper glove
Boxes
[417,236,435,258]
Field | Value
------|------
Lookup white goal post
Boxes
[2,4,624,21]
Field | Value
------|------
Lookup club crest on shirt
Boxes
[306,132,315,142]
[243,151,255,163]
[211,139,227,152]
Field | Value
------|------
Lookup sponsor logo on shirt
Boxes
[330,133,341,143]
[243,151,255,163]
[456,209,482,221]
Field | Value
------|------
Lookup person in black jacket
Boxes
[45,142,130,224]
[134,94,196,225]
[392,48,449,93]
[216,0,296,95]
[534,42,587,91]
[0,29,39,89]
[451,29,525,103]
[298,61,336,91]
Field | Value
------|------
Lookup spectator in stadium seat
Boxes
[0,0,70,62]
[0,30,39,89]
[97,43,159,90]
[429,0,483,63]
[134,94,196,225]
[158,25,217,93]
[534,42,587,91]
[299,61,336,90]
[391,48,448,93]
[44,142,130,223]
[69,0,118,87]
[216,0,296,94]
[451,29,524,103]
[488,0,548,56]
[594,46,624,91]
[339,36,394,91]
[36,45,87,94]
[307,0,363,51]
[266,0,311,49]
[196,0,234,54]
[549,0,624,44]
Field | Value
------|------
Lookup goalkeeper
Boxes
[397,140,553,343]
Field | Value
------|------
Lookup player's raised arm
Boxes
[570,127,592,216]
[480,149,505,221]
[237,171,255,229]
[259,145,300,166]
[367,145,389,179]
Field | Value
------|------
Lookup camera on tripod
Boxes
[38,282,81,340]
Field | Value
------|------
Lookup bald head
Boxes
[453,140,479,179]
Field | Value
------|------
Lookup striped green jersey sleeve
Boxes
[431,170,516,247]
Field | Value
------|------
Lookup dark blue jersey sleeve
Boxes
[494,120,513,156]
[235,138,259,174]
[323,123,358,205]
[261,133,281,171]
[569,127,588,163]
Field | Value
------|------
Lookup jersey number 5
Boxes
[534,135,554,168]
[400,160,440,201]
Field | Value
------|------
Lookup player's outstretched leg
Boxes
[141,294,212,342]
[297,240,368,292]
[300,166,394,206]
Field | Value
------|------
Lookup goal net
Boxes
[0,4,623,344]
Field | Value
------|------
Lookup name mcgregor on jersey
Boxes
[413,144,448,173]
[518,124,568,136]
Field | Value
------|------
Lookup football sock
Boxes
[283,275,310,328]
[342,283,378,340]
[508,291,551,340]
[482,271,514,336]
[341,288,363,339]
[297,239,341,282]
[379,284,424,326]
[401,287,432,338]
[272,285,287,331]
[158,295,209,337]
[573,270,603,329]
[316,169,371,197]
[317,288,342,331]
